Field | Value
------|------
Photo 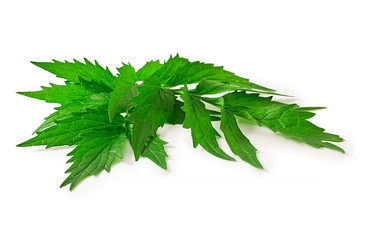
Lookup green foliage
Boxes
[108,78,138,121]
[17,55,344,190]
[61,130,126,190]
[181,86,234,161]
[141,136,168,170]
[213,92,345,153]
[31,59,115,89]
[128,85,175,160]
[220,104,262,169]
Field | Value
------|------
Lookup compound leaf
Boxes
[181,86,235,161]
[17,109,125,148]
[31,59,115,89]
[223,92,344,153]
[61,129,126,190]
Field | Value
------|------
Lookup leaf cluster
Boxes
[17,55,344,190]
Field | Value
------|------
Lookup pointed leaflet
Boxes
[117,62,137,82]
[32,92,109,134]
[17,69,111,131]
[31,59,115,89]
[164,58,273,92]
[136,60,162,81]
[17,109,125,148]
[221,92,344,153]
[142,136,168,170]
[191,79,246,95]
[146,54,189,84]
[17,82,109,105]
[18,81,110,133]
[220,104,262,169]
[61,129,126,190]
[191,79,287,96]
[180,86,235,161]
[128,85,175,160]
[34,101,108,133]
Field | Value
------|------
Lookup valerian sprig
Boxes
[17,54,344,190]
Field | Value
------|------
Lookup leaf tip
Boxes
[107,109,114,123]
[60,182,75,191]
[159,162,168,170]
[255,163,264,170]
[337,147,346,154]
[16,140,30,147]
[60,178,73,190]
[134,154,141,161]
[30,61,47,69]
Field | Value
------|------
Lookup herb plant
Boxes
[17,54,344,190]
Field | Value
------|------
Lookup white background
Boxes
[1,0,372,239]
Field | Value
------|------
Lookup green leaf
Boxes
[148,54,189,84]
[108,78,138,121]
[136,60,162,80]
[191,79,242,95]
[17,82,108,105]
[223,92,345,153]
[142,136,168,170]
[60,129,126,190]
[31,59,115,89]
[17,109,125,148]
[220,104,262,169]
[165,60,233,86]
[117,63,137,82]
[17,80,110,133]
[180,86,235,161]
[165,59,273,92]
[128,85,175,160]
[191,79,287,96]
[33,94,110,134]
